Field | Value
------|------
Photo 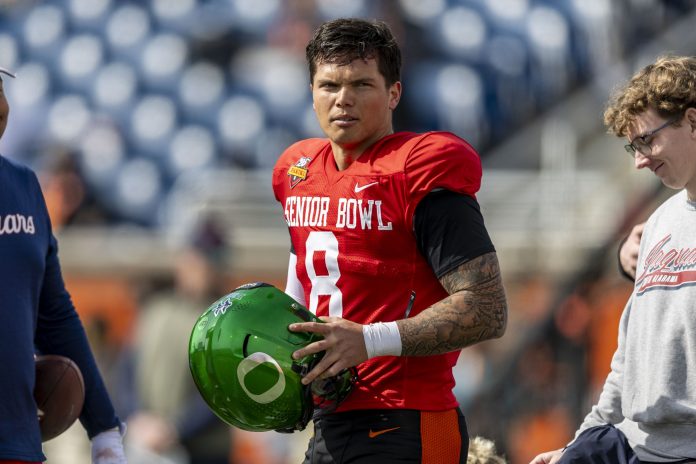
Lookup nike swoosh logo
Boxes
[354,181,379,193]
[368,426,400,438]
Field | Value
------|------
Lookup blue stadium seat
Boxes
[46,94,93,145]
[2,62,52,161]
[65,0,113,34]
[397,0,448,26]
[523,5,573,109]
[229,45,308,122]
[166,125,217,178]
[6,62,52,111]
[432,63,488,147]
[111,157,164,225]
[542,0,610,80]
[104,4,153,69]
[90,61,139,128]
[139,33,189,95]
[228,0,282,35]
[0,33,20,73]
[128,94,179,160]
[252,126,298,168]
[77,119,127,191]
[315,0,369,20]
[435,5,488,63]
[177,61,226,127]
[404,60,488,147]
[479,0,530,30]
[484,34,535,137]
[150,0,197,35]
[21,5,67,70]
[217,94,267,159]
[57,34,105,94]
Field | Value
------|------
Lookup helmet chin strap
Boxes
[311,366,358,410]
[278,355,358,433]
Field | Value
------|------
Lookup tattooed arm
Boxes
[288,251,507,384]
[398,251,507,356]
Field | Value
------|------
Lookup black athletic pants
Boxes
[303,408,468,464]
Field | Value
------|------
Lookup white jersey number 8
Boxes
[305,231,343,317]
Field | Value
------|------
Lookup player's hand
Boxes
[289,316,367,385]
[529,448,564,464]
[91,425,127,464]
[619,222,644,279]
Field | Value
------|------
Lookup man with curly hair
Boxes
[531,54,696,464]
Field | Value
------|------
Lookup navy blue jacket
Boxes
[0,156,119,461]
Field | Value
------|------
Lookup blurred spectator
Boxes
[124,215,232,464]
[43,310,137,463]
[36,147,86,230]
[229,428,310,464]
[33,143,118,227]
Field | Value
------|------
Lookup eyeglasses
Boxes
[624,116,681,157]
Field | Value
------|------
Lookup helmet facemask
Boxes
[275,349,358,433]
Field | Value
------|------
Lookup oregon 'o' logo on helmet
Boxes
[237,352,285,404]
[189,282,355,432]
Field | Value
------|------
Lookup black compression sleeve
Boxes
[414,190,495,279]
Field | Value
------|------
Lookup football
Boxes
[34,355,85,442]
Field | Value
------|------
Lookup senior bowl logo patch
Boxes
[288,156,312,188]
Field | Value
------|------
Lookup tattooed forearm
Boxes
[398,252,507,356]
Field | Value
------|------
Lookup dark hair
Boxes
[306,18,401,87]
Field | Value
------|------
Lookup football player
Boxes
[272,19,508,463]
[0,68,126,463]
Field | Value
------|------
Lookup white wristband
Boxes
[363,321,402,359]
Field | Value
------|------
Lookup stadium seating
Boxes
[1,0,692,226]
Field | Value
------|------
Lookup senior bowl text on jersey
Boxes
[284,196,392,231]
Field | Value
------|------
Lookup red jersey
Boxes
[272,131,482,412]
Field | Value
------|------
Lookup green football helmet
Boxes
[188,282,356,432]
